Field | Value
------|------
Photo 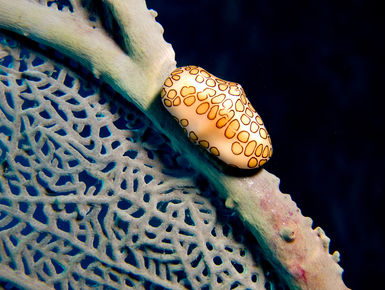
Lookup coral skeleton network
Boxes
[0,0,358,289]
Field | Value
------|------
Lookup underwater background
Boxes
[148,0,384,289]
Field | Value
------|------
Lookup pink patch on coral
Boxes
[291,264,307,284]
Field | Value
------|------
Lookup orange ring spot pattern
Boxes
[161,66,272,169]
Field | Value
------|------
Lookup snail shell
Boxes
[161,66,272,169]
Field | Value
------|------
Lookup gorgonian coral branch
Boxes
[0,0,349,288]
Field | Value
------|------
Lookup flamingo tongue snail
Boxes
[161,66,272,169]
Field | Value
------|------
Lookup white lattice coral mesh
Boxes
[0,35,270,289]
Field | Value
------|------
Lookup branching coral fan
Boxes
[0,0,349,289]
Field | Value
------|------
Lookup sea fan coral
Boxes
[0,0,349,289]
[0,32,270,289]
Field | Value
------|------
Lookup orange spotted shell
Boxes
[161,66,272,169]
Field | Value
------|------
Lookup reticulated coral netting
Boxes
[0,1,283,289]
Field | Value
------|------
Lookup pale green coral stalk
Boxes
[0,0,349,289]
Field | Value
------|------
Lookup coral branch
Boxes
[0,0,349,288]
[103,0,172,64]
[0,265,53,290]
[0,0,175,109]
[224,170,347,289]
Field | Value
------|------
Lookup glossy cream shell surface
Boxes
[161,66,272,169]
